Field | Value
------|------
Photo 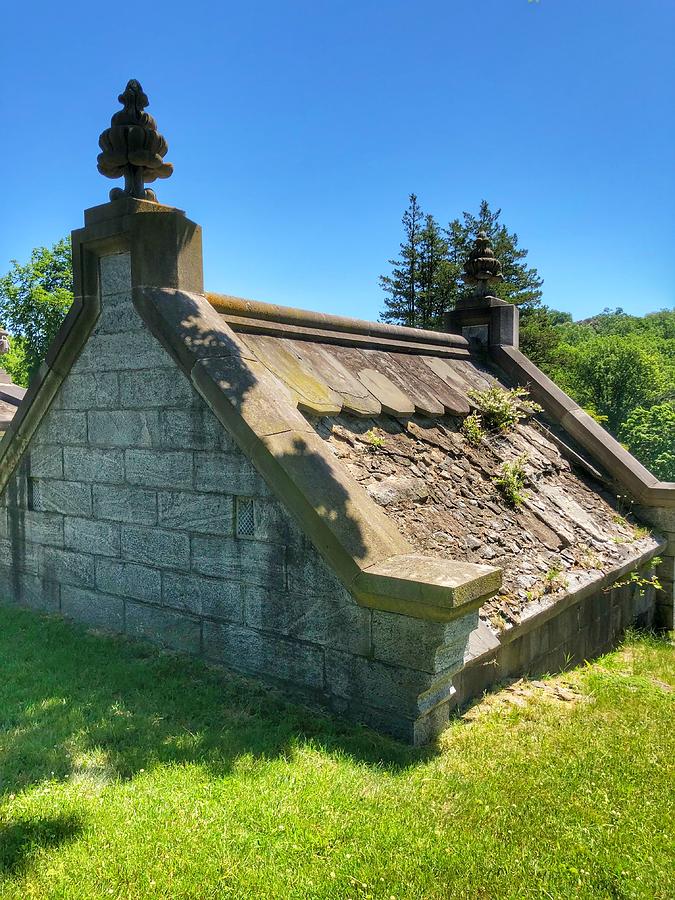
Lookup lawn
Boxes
[0,606,673,899]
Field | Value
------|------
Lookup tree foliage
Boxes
[379,194,425,329]
[620,403,675,482]
[0,238,73,386]
[553,334,669,432]
[523,306,675,479]
[380,196,543,330]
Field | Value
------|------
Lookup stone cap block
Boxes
[353,554,502,622]
[83,198,185,227]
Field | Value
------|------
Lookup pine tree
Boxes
[447,200,543,309]
[379,194,424,327]
[380,197,543,329]
[417,215,453,330]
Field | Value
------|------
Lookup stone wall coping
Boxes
[207,293,469,356]
[463,535,666,670]
[492,344,675,509]
[0,283,100,495]
[211,312,470,359]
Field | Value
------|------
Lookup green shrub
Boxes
[364,428,385,447]
[467,385,542,432]
[461,411,484,445]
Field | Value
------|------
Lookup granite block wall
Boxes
[0,252,469,743]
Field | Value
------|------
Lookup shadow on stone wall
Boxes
[145,290,368,561]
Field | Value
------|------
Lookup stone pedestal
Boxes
[444,296,519,349]
[72,197,203,303]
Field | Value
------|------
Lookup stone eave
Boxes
[463,534,666,671]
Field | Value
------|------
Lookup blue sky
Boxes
[1,0,673,321]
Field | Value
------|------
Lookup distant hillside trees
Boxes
[0,238,73,386]
[533,308,675,480]
[379,196,543,330]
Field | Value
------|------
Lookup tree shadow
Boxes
[0,607,429,804]
[0,813,82,875]
[0,286,427,803]
[140,288,368,560]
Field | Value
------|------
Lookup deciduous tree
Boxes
[620,403,675,482]
[0,238,73,386]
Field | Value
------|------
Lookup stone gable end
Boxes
[0,252,405,714]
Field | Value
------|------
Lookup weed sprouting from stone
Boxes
[611,512,651,543]
[461,412,484,445]
[493,454,529,507]
[543,563,569,594]
[364,428,385,448]
[604,558,662,596]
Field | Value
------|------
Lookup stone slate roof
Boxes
[0,227,664,634]
[207,293,661,635]
[207,293,474,418]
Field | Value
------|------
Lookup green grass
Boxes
[0,607,673,899]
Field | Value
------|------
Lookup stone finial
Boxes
[463,231,503,298]
[97,80,173,202]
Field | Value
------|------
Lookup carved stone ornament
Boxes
[97,80,173,202]
[463,231,503,297]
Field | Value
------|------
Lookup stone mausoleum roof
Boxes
[205,293,661,637]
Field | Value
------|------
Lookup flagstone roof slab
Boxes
[311,411,662,633]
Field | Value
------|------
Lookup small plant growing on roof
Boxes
[543,562,569,594]
[493,453,529,507]
[461,411,484,445]
[364,428,385,448]
[603,558,662,597]
[575,543,604,570]
[611,512,651,544]
[467,385,542,433]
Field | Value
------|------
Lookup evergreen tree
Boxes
[379,194,424,327]
[446,200,544,309]
[417,215,453,330]
[380,197,543,330]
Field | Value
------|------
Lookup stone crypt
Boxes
[0,82,672,744]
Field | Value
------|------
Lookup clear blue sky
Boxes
[1,0,673,321]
